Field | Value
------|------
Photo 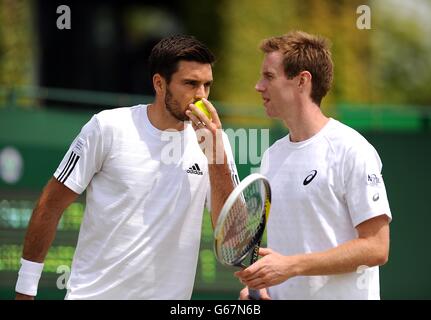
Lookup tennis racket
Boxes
[213,173,271,300]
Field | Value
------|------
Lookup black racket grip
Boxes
[248,288,261,300]
[248,241,262,300]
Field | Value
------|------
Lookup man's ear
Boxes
[298,71,312,88]
[153,74,165,94]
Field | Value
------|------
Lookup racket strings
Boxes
[219,181,265,264]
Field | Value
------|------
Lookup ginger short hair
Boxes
[260,31,333,106]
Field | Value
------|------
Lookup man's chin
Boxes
[178,114,190,122]
[265,109,280,119]
[264,107,275,118]
[167,110,188,122]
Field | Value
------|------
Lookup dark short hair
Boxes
[260,31,333,106]
[148,35,215,83]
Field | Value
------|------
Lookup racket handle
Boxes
[248,288,261,300]
[248,241,263,300]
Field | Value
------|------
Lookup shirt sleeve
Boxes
[205,131,240,211]
[259,148,270,176]
[343,142,392,227]
[53,115,105,194]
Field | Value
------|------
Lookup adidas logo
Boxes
[186,163,203,175]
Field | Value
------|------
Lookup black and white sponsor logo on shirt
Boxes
[58,151,80,183]
[372,193,380,201]
[303,170,317,186]
[57,138,85,184]
[72,137,85,155]
[367,174,381,186]
[186,163,203,175]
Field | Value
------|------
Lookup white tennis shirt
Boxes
[54,105,237,299]
[260,118,392,300]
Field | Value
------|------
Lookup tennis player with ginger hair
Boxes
[237,31,391,300]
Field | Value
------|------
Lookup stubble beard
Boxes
[165,88,188,122]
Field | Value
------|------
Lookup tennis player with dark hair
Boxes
[236,31,392,300]
[15,35,238,300]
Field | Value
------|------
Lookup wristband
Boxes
[15,258,44,296]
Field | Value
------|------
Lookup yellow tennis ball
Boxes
[193,100,212,119]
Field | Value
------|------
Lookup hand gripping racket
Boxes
[213,173,271,300]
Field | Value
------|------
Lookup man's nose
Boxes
[195,85,207,99]
[255,80,264,92]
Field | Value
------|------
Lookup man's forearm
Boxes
[208,152,235,227]
[293,238,388,277]
[16,179,77,298]
[22,178,78,262]
[22,202,63,262]
[16,196,64,298]
[293,216,390,277]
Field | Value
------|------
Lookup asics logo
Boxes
[373,193,380,201]
[303,170,317,186]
